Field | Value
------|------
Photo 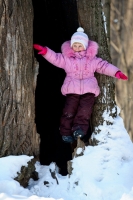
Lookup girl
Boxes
[34,27,128,143]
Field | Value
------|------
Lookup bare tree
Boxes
[110,0,133,140]
[77,0,117,145]
[0,0,39,157]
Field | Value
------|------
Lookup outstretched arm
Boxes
[33,44,66,69]
[94,57,128,80]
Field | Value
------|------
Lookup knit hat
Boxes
[71,27,89,50]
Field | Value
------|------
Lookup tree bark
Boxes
[101,0,110,47]
[110,0,133,140]
[0,0,39,157]
[77,0,117,145]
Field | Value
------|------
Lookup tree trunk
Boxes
[0,0,39,157]
[77,0,117,145]
[110,0,133,140]
[101,0,110,47]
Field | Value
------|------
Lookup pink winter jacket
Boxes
[43,40,119,97]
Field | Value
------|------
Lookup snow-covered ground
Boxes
[0,107,133,200]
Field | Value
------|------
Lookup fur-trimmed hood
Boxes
[61,40,99,59]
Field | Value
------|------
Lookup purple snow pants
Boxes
[60,93,95,136]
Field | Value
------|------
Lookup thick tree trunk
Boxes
[110,0,133,140]
[77,0,117,145]
[0,0,39,156]
[101,0,110,47]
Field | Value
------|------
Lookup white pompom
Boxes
[77,27,84,32]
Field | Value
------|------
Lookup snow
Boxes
[76,148,82,155]
[114,19,118,23]
[0,107,133,200]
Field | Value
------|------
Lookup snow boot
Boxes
[62,135,75,143]
[73,128,85,140]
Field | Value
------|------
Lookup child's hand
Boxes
[33,44,47,55]
[115,71,128,80]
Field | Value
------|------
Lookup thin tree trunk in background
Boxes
[77,0,117,145]
[0,0,39,156]
[110,0,133,140]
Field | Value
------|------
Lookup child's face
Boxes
[72,42,85,52]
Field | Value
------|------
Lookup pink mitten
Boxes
[33,44,47,55]
[115,71,128,80]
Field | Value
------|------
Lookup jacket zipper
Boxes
[80,58,83,94]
